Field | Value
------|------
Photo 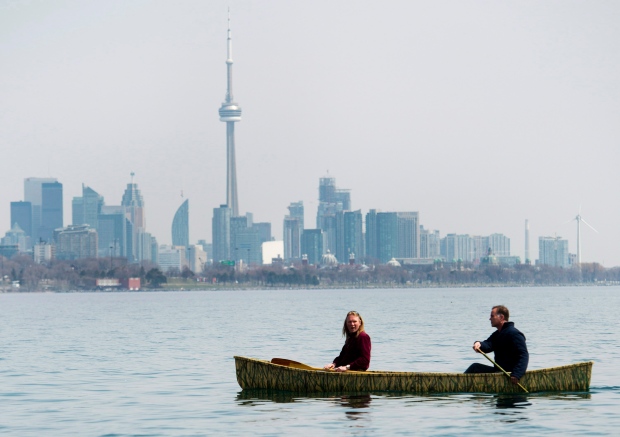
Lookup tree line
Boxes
[2,254,619,291]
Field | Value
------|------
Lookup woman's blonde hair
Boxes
[342,311,365,338]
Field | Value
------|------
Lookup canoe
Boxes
[234,356,593,394]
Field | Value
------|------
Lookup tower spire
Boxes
[218,10,242,217]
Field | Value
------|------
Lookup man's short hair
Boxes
[492,305,510,321]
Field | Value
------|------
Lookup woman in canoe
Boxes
[324,311,371,372]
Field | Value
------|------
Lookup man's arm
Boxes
[509,333,529,380]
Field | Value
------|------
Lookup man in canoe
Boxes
[324,311,371,372]
[465,305,529,384]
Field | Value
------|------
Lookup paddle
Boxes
[270,358,325,371]
[478,350,529,393]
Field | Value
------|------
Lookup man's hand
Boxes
[510,376,519,385]
[324,363,335,370]
[472,341,481,352]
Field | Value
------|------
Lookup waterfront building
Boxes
[172,199,189,249]
[219,14,242,217]
[538,236,569,268]
[158,245,186,273]
[55,225,98,260]
[212,205,231,263]
[301,229,324,265]
[10,201,32,240]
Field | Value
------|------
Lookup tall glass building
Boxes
[172,199,189,248]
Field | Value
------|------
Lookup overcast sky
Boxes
[1,1,619,266]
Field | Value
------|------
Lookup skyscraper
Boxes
[72,185,104,228]
[121,173,146,262]
[24,177,58,243]
[10,201,32,239]
[172,199,189,248]
[40,181,63,243]
[212,204,231,263]
[218,13,242,217]
[283,201,304,261]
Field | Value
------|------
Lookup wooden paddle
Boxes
[270,358,325,371]
[478,350,529,393]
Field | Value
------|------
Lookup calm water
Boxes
[1,286,619,436]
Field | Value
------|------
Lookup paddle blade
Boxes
[270,358,320,371]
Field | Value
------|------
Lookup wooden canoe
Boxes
[234,356,593,394]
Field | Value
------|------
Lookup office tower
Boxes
[121,174,146,262]
[218,14,242,217]
[40,181,63,243]
[54,225,98,260]
[376,212,398,264]
[212,205,231,262]
[72,185,104,228]
[230,214,271,265]
[10,201,32,239]
[98,206,132,259]
[397,212,420,259]
[341,210,363,263]
[121,175,145,229]
[365,209,378,262]
[525,219,530,264]
[283,201,304,261]
[316,176,350,253]
[24,177,57,243]
[538,236,569,267]
[301,229,324,265]
[172,199,189,248]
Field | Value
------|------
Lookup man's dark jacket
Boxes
[479,321,529,380]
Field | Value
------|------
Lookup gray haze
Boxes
[1,1,619,266]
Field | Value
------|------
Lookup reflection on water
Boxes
[236,390,372,421]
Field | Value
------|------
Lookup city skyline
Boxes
[1,1,618,266]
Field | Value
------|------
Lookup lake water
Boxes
[1,286,618,436]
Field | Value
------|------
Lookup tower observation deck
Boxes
[218,12,242,217]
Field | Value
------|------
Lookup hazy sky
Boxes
[1,1,619,266]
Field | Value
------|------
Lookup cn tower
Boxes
[218,12,242,217]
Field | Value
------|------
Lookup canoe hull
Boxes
[234,356,592,394]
